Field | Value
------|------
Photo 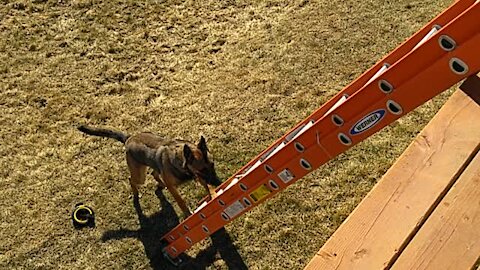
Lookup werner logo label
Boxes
[350,109,385,135]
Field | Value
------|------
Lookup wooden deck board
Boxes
[305,85,480,270]
[391,151,480,270]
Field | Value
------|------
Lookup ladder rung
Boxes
[324,95,349,116]
[364,63,390,87]
[412,24,442,51]
[285,120,315,142]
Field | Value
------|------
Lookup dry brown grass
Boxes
[1,0,453,269]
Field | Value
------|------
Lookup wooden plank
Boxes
[391,151,480,270]
[304,88,480,270]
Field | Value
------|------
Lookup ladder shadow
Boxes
[182,227,248,270]
[101,188,247,270]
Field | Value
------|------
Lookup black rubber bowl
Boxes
[72,203,95,229]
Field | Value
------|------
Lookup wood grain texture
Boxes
[391,151,480,270]
[304,89,480,270]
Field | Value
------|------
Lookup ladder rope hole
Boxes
[239,183,248,191]
[300,158,312,170]
[387,100,403,115]
[243,197,252,206]
[264,164,274,174]
[221,213,229,221]
[378,79,393,94]
[332,114,344,126]
[438,35,456,51]
[202,225,209,234]
[338,133,352,146]
[449,58,468,75]
[268,180,279,190]
[294,142,305,152]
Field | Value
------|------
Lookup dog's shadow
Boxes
[101,189,247,270]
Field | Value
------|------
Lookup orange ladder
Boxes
[161,0,480,263]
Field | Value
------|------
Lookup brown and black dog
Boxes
[78,125,222,216]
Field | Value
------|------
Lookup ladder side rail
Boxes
[204,0,475,198]
[163,1,479,244]
[240,1,480,217]
[164,31,480,258]
[215,0,480,213]
[160,0,478,253]
[162,4,479,253]
[164,0,477,242]
[160,0,479,247]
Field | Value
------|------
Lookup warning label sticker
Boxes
[278,169,295,183]
[224,200,245,219]
[249,184,272,202]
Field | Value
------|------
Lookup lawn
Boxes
[0,0,452,269]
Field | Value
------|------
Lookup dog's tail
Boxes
[78,125,130,144]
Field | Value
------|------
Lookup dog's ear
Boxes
[197,136,209,154]
[183,144,194,168]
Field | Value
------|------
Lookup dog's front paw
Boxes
[182,210,192,219]
[129,193,142,200]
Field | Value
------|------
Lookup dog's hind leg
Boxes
[126,154,147,197]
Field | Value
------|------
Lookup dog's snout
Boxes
[204,169,221,187]
[208,175,222,187]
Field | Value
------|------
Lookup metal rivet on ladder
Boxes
[449,58,469,75]
[243,197,252,206]
[294,142,305,152]
[200,213,206,220]
[202,225,209,234]
[332,114,344,126]
[183,224,190,231]
[378,79,393,94]
[338,133,352,146]
[239,183,248,191]
[221,212,229,221]
[300,158,312,170]
[264,164,274,174]
[387,100,403,115]
[438,35,456,51]
[268,180,279,190]
[185,237,192,244]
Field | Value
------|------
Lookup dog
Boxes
[78,125,222,216]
